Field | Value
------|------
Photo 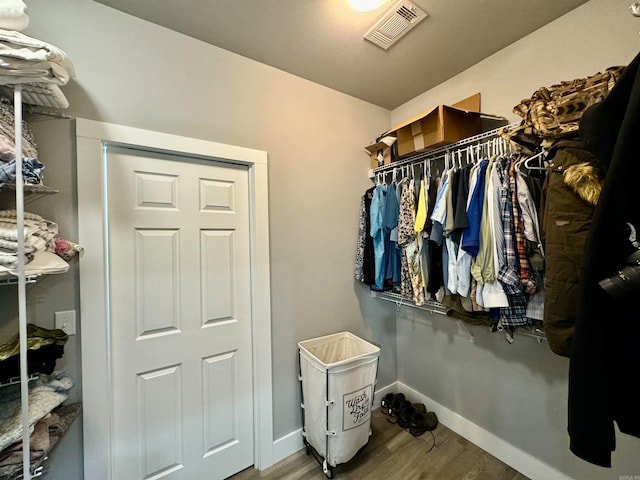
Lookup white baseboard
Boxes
[396,382,575,480]
[270,381,572,479]
[270,382,400,466]
[272,427,304,465]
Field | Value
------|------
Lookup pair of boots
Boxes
[381,392,438,437]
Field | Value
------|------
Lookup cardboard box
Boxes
[385,93,488,157]
[364,136,396,169]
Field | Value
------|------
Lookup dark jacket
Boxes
[569,51,640,468]
[539,140,596,357]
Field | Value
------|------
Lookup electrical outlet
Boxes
[55,310,76,335]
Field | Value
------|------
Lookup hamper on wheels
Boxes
[298,332,380,478]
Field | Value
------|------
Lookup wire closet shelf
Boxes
[371,121,521,175]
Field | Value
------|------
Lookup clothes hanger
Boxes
[523,151,547,170]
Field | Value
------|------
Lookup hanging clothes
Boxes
[481,159,509,309]
[370,183,388,290]
[494,157,529,328]
[398,178,425,305]
[470,159,495,285]
[429,170,450,299]
[354,186,376,285]
[397,178,414,300]
[383,181,401,290]
[454,163,482,298]
[358,127,559,338]
[461,159,488,256]
[426,175,444,297]
[509,161,536,294]
[514,161,546,322]
[453,163,472,233]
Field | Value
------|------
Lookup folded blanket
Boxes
[0,252,16,268]
[0,210,46,223]
[0,133,13,161]
[0,29,74,79]
[0,250,69,278]
[0,238,16,252]
[0,82,68,109]
[0,413,58,466]
[0,372,72,453]
[0,211,58,252]
[0,253,16,268]
[0,100,38,158]
[0,56,70,86]
[1,237,41,255]
[0,220,55,246]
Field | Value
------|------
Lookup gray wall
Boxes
[391,0,640,478]
[27,119,83,480]
[25,0,395,476]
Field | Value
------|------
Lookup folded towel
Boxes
[0,56,70,86]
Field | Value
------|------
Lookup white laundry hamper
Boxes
[298,332,380,478]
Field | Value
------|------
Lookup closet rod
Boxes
[373,291,547,343]
[372,121,520,175]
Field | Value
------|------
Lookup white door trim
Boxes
[75,119,274,479]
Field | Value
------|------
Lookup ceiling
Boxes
[92,0,590,110]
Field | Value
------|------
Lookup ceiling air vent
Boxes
[364,0,428,50]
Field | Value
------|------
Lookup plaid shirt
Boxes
[496,159,521,294]
[509,160,537,294]
[495,158,528,327]
[501,290,529,327]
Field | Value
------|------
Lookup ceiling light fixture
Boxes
[347,0,390,12]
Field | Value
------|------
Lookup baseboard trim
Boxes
[272,427,304,465]
[396,382,575,480]
[270,382,400,466]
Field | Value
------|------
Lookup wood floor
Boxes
[230,409,530,480]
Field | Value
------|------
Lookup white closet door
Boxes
[107,146,254,480]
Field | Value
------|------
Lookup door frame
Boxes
[75,119,274,479]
